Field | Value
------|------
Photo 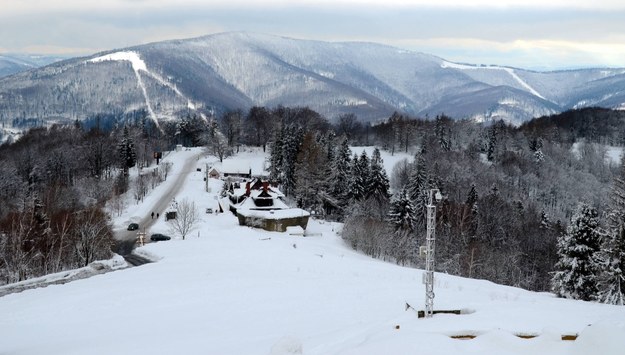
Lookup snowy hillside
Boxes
[0,54,65,78]
[1,32,624,139]
[1,147,624,355]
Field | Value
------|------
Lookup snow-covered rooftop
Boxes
[237,207,310,219]
[216,160,252,174]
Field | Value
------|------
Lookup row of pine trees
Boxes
[266,109,625,304]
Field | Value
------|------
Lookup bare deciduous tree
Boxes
[160,161,173,181]
[168,198,200,240]
[73,208,114,267]
[211,131,230,163]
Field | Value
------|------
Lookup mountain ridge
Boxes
[1,31,624,141]
[0,54,68,78]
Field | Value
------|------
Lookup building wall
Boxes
[236,214,309,232]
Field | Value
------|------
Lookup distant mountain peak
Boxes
[1,31,624,142]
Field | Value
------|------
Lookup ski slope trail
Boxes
[441,61,546,100]
[88,51,200,124]
[503,67,546,100]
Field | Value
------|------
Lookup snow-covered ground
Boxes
[350,146,413,172]
[1,147,625,355]
[570,141,624,165]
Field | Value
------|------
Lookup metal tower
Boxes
[424,189,441,318]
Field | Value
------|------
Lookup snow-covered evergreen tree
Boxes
[388,188,417,231]
[551,203,602,301]
[348,151,370,202]
[464,184,479,239]
[268,128,284,182]
[597,153,625,304]
[118,126,136,175]
[406,151,428,224]
[608,152,625,228]
[268,125,303,197]
[534,149,545,164]
[294,132,326,212]
[328,137,352,211]
[387,186,419,266]
[281,126,304,197]
[368,148,390,202]
[597,226,625,305]
[487,126,497,162]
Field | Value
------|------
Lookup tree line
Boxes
[1,105,624,305]
[0,113,170,284]
[263,107,624,302]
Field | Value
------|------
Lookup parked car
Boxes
[150,233,171,241]
[127,223,139,231]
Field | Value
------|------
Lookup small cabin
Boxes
[220,161,252,179]
[207,167,220,179]
[226,178,310,233]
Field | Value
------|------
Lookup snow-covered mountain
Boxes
[0,54,65,78]
[1,32,624,133]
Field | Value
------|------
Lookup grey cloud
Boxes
[1,4,624,68]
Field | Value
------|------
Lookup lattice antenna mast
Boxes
[424,188,441,318]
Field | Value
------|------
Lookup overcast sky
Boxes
[2,0,624,70]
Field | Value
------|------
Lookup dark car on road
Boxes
[127,223,139,231]
[150,233,171,241]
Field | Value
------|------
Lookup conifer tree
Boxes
[329,137,352,211]
[387,188,419,265]
[268,128,284,182]
[294,132,326,211]
[597,153,625,304]
[597,226,625,305]
[552,203,602,301]
[406,151,428,223]
[358,150,371,183]
[608,152,625,228]
[269,125,303,196]
[388,188,417,231]
[465,184,479,239]
[281,126,304,197]
[118,126,136,176]
[349,151,370,202]
[368,148,390,202]
[487,126,497,162]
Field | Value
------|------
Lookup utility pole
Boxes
[136,231,146,247]
[424,188,441,318]
[205,163,209,192]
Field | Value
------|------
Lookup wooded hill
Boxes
[1,107,624,301]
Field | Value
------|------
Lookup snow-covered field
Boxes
[1,147,625,355]
[570,141,624,165]
[350,146,413,173]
